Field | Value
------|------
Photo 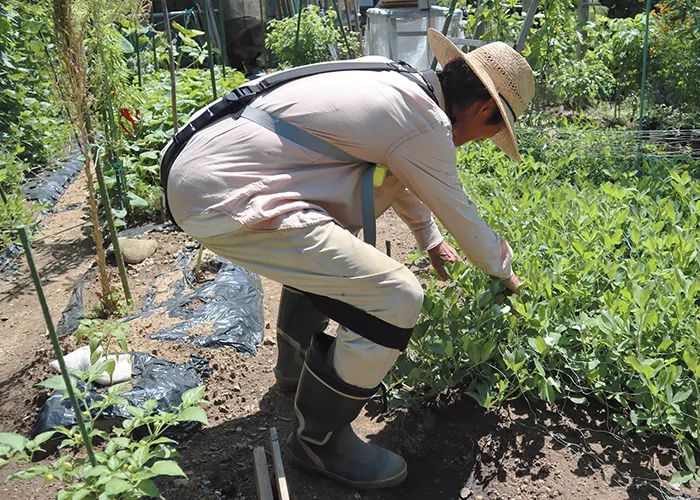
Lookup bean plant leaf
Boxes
[669,471,693,484]
[681,442,696,472]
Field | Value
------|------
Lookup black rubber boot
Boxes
[273,287,329,392]
[289,333,407,489]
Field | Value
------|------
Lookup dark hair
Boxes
[437,58,504,126]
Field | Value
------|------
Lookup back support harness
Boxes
[159,60,439,247]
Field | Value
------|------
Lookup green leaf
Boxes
[127,192,149,208]
[681,442,696,471]
[177,406,208,425]
[28,431,55,448]
[0,433,27,451]
[138,478,161,496]
[126,406,145,418]
[683,349,700,377]
[85,465,110,478]
[669,471,693,484]
[105,477,133,495]
[657,339,673,352]
[139,151,158,160]
[37,375,69,391]
[181,386,206,405]
[149,460,186,477]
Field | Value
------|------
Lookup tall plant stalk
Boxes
[52,0,116,312]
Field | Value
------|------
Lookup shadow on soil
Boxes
[159,385,687,500]
[0,231,93,305]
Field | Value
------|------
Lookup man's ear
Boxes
[478,98,498,119]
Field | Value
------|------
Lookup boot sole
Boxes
[290,451,408,490]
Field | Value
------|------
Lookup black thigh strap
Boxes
[295,289,414,351]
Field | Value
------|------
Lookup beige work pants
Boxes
[196,222,423,389]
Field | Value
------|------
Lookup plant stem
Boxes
[16,226,97,467]
[194,244,204,274]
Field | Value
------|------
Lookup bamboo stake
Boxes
[17,225,97,466]
[270,428,290,500]
[253,447,274,500]
[93,146,132,303]
[134,20,142,87]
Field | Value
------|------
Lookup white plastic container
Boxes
[364,6,463,70]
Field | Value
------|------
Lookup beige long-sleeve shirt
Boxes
[164,57,513,278]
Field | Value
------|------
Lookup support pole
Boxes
[200,0,218,99]
[259,0,268,67]
[430,0,459,70]
[218,0,228,76]
[161,0,179,133]
[293,0,304,62]
[134,20,142,87]
[330,0,354,58]
[17,226,98,467]
[515,0,540,53]
[342,0,353,34]
[635,0,652,170]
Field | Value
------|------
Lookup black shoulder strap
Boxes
[225,60,439,105]
[172,60,438,148]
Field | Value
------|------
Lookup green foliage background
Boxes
[390,136,700,480]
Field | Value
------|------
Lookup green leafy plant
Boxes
[388,135,700,480]
[0,319,208,499]
[265,5,359,67]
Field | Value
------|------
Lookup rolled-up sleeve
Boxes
[392,189,444,251]
[384,125,513,279]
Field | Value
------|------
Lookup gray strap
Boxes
[240,107,361,163]
[240,106,378,247]
[361,166,377,247]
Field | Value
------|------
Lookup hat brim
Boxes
[427,28,521,163]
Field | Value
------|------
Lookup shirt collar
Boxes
[420,70,446,113]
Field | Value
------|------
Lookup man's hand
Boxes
[427,241,463,281]
[501,273,521,293]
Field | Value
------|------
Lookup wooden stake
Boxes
[270,427,290,500]
[253,447,274,500]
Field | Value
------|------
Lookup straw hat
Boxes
[427,28,535,163]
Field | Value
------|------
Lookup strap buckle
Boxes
[227,86,255,101]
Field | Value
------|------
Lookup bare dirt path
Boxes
[0,173,689,500]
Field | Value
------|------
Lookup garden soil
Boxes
[0,168,693,500]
